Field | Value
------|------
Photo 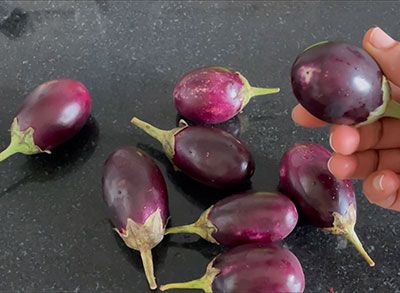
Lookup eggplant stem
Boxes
[160,260,220,292]
[140,248,157,290]
[130,117,188,162]
[0,143,19,162]
[238,71,280,110]
[164,206,218,244]
[131,117,170,145]
[344,228,375,267]
[159,277,209,292]
[249,86,280,97]
[165,224,204,236]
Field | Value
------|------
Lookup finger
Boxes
[389,81,400,102]
[291,104,329,128]
[362,170,400,211]
[328,149,400,180]
[329,125,360,155]
[330,117,400,154]
[363,27,400,88]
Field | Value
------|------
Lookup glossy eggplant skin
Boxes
[173,126,255,188]
[291,41,383,125]
[279,143,355,228]
[212,243,305,293]
[102,146,168,230]
[16,79,91,150]
[209,191,298,246]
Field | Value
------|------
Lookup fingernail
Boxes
[369,27,395,49]
[329,133,337,152]
[327,156,334,174]
[379,193,396,209]
[373,174,385,191]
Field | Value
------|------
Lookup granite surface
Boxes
[0,1,399,292]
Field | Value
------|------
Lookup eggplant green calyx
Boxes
[165,206,218,244]
[114,209,165,290]
[0,118,50,162]
[238,72,280,110]
[324,203,375,267]
[130,117,188,162]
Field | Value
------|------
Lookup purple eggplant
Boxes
[0,79,91,161]
[174,66,280,124]
[102,146,169,290]
[165,191,298,246]
[279,143,374,266]
[130,118,254,189]
[290,41,400,126]
[160,243,305,292]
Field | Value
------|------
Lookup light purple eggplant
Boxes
[102,146,169,290]
[0,79,91,161]
[160,243,305,292]
[130,117,254,189]
[174,66,280,124]
[290,41,400,126]
[279,143,374,266]
[166,191,298,246]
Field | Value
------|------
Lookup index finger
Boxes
[291,104,329,128]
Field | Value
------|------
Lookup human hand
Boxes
[292,27,400,212]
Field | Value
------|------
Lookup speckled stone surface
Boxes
[0,1,399,292]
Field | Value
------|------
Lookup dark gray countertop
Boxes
[0,1,399,292]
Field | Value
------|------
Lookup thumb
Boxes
[363,27,400,87]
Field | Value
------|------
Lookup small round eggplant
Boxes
[130,117,255,189]
[160,243,305,292]
[174,66,280,124]
[165,191,298,246]
[102,147,169,290]
[0,79,91,161]
[279,143,375,267]
[290,41,400,126]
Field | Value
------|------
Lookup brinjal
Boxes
[130,117,254,189]
[0,79,91,161]
[160,243,305,292]
[279,143,375,266]
[291,41,400,126]
[102,147,169,290]
[174,66,280,124]
[166,191,298,246]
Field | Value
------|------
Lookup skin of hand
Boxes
[292,27,400,212]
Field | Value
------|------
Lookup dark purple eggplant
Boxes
[130,118,254,189]
[0,79,91,161]
[165,191,298,246]
[160,243,305,292]
[102,146,169,290]
[290,41,400,126]
[174,66,280,124]
[279,143,374,266]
